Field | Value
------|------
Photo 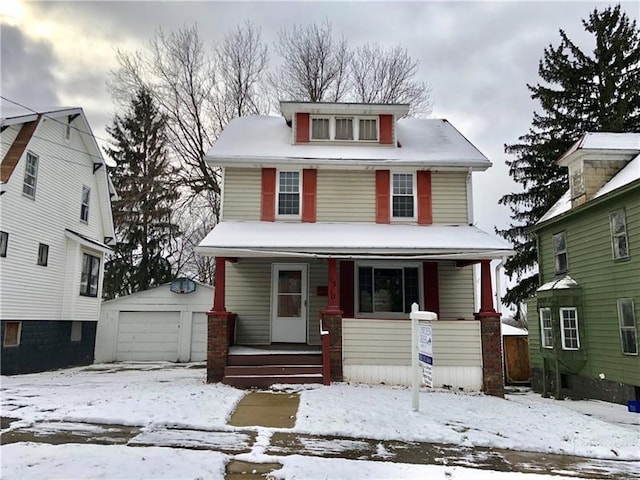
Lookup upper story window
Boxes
[357,264,420,316]
[37,243,49,266]
[309,116,377,142]
[618,299,637,355]
[0,231,8,257]
[391,173,415,219]
[539,307,553,348]
[610,210,629,260]
[553,232,568,274]
[23,152,39,199]
[80,186,91,223]
[560,307,580,350]
[277,171,300,216]
[80,253,101,297]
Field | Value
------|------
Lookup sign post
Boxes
[410,303,437,412]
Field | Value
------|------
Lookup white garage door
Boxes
[117,311,180,361]
[190,313,207,362]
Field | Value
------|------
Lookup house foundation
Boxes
[206,311,235,383]
[321,312,343,381]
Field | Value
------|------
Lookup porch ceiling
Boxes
[196,221,514,260]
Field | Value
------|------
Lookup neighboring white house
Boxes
[95,280,214,363]
[1,104,116,375]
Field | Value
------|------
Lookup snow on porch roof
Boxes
[205,116,491,170]
[196,221,514,259]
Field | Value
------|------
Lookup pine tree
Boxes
[497,4,640,312]
[103,88,181,299]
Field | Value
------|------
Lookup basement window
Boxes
[71,321,82,342]
[3,321,21,347]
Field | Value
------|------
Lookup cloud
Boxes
[1,24,60,106]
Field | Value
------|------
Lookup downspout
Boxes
[466,167,474,225]
[495,256,507,314]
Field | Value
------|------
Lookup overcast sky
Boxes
[2,0,638,238]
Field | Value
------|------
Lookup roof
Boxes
[537,275,579,292]
[558,132,640,165]
[501,323,528,336]
[205,115,491,170]
[196,221,514,259]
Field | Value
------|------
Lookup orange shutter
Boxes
[261,168,276,221]
[379,114,393,144]
[302,169,317,222]
[417,170,433,225]
[375,170,391,224]
[296,113,310,143]
[423,262,440,316]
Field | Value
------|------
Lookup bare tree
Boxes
[350,43,432,116]
[271,19,350,102]
[212,21,269,131]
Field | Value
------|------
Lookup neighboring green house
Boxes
[528,132,640,405]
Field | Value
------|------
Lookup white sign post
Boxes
[410,303,437,412]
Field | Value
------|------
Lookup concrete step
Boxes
[227,353,322,367]
[223,373,323,389]
[225,365,323,376]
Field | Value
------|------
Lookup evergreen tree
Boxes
[103,88,181,299]
[497,4,640,312]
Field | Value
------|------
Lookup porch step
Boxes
[223,373,323,389]
[227,353,322,367]
[225,365,322,376]
[223,351,324,388]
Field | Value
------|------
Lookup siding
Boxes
[316,170,375,222]
[431,171,469,223]
[0,116,110,321]
[438,262,475,319]
[533,186,640,385]
[222,168,262,221]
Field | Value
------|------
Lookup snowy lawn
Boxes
[295,384,640,461]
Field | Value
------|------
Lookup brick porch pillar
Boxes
[207,256,234,383]
[476,259,504,398]
[322,258,343,382]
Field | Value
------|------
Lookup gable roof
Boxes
[206,115,491,170]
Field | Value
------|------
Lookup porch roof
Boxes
[196,221,514,260]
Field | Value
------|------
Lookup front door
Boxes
[271,264,308,343]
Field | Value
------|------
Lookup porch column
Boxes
[207,256,234,383]
[475,259,504,397]
[322,257,343,381]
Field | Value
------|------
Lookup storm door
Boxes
[271,264,308,343]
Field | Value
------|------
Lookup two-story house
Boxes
[197,102,513,395]
[1,105,116,375]
[528,132,639,404]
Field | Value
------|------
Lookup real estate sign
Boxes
[418,323,433,388]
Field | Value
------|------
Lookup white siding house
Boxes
[1,105,116,374]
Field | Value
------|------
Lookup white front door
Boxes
[271,264,308,343]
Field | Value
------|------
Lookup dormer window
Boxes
[309,115,377,142]
[311,117,330,140]
[359,118,378,141]
[335,117,353,140]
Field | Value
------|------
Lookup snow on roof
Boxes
[197,221,514,259]
[559,132,640,165]
[501,323,528,336]
[206,115,491,170]
[537,190,571,224]
[537,275,579,292]
[594,152,640,199]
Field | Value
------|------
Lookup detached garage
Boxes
[95,279,213,363]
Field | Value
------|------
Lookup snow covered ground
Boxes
[2,362,639,479]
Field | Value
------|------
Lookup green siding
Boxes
[532,185,639,386]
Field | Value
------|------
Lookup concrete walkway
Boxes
[2,390,639,480]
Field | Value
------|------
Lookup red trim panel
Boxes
[302,169,317,222]
[339,260,355,318]
[296,112,310,143]
[423,261,440,316]
[379,114,393,144]
[417,170,433,225]
[375,170,391,224]
[261,168,276,222]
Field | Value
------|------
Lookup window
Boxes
[3,321,21,347]
[335,117,353,140]
[80,253,101,297]
[618,299,637,355]
[23,152,39,198]
[610,210,629,260]
[560,307,579,350]
[392,173,415,219]
[311,117,330,140]
[553,232,568,274]
[359,118,378,141]
[277,171,300,216]
[358,265,420,315]
[71,321,82,342]
[80,186,91,223]
[37,243,49,266]
[539,308,553,348]
[0,231,7,257]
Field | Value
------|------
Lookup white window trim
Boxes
[354,261,423,319]
[0,231,8,257]
[80,185,91,223]
[390,171,417,221]
[618,298,638,356]
[560,307,580,351]
[37,243,49,267]
[309,115,378,142]
[3,321,21,347]
[539,307,553,349]
[79,251,102,298]
[553,231,568,274]
[610,210,629,260]
[22,152,39,199]
[276,169,302,219]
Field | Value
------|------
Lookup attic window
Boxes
[311,118,330,140]
[570,167,585,199]
[170,277,196,294]
[335,118,353,140]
